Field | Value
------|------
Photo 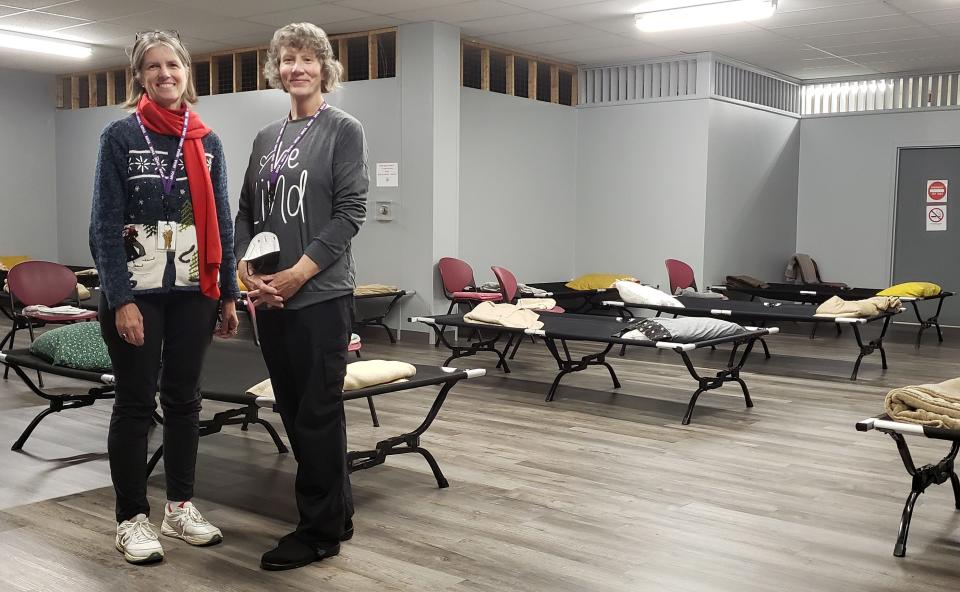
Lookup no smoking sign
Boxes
[926,205,947,231]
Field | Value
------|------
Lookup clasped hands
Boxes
[241,257,318,309]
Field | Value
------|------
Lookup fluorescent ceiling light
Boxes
[635,0,777,32]
[0,30,92,58]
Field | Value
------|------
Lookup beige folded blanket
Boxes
[516,297,557,311]
[885,377,960,430]
[355,284,399,296]
[463,302,543,330]
[814,295,901,318]
[248,360,417,401]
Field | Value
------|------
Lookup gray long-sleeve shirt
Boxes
[234,106,368,309]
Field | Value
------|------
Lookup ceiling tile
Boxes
[801,24,939,48]
[906,7,960,24]
[319,14,408,34]
[763,2,899,28]
[334,0,474,11]
[776,0,885,11]
[477,23,600,47]
[883,0,960,11]
[504,0,604,9]
[543,0,644,22]
[38,0,159,20]
[388,0,527,22]
[0,5,25,17]
[763,14,918,36]
[243,3,373,27]
[158,0,321,19]
[458,12,567,36]
[1,0,75,9]
[0,9,87,32]
[52,20,131,43]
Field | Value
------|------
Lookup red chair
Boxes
[664,259,698,295]
[490,266,564,313]
[3,261,97,384]
[438,257,502,314]
[490,265,563,362]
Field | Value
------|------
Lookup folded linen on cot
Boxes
[620,317,747,342]
[814,295,901,318]
[476,281,550,297]
[355,283,399,296]
[463,302,543,330]
[885,377,960,430]
[516,297,557,311]
[247,360,418,401]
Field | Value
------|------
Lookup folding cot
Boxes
[712,282,952,348]
[353,287,414,344]
[856,415,960,557]
[412,311,775,425]
[0,340,484,489]
[604,296,902,380]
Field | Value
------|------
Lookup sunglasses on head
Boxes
[135,30,180,42]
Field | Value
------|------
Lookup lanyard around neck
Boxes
[135,110,190,195]
[268,101,329,186]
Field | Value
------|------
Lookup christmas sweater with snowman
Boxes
[89,114,239,309]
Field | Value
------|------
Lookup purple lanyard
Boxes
[268,102,329,186]
[135,110,189,195]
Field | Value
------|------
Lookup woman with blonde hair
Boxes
[90,30,240,564]
[235,22,368,571]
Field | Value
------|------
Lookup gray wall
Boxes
[459,88,578,286]
[797,109,960,287]
[0,68,58,261]
[575,99,710,289]
[703,100,800,287]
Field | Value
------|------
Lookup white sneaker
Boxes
[161,501,223,546]
[116,514,164,564]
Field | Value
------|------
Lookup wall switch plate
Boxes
[375,200,394,221]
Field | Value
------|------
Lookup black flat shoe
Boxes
[260,534,340,571]
[341,519,353,542]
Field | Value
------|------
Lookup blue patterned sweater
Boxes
[90,114,240,309]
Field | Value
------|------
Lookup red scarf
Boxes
[137,95,221,300]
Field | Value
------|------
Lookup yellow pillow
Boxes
[877,282,941,298]
[0,255,29,272]
[237,272,248,292]
[565,273,637,291]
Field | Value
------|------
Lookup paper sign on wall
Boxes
[927,179,948,202]
[927,205,947,231]
[376,162,399,187]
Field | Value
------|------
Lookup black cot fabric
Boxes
[719,282,954,304]
[199,339,468,403]
[634,296,899,323]
[428,312,767,349]
[1,349,112,384]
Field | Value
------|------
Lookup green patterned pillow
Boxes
[29,322,112,371]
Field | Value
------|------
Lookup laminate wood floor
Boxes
[1,317,959,591]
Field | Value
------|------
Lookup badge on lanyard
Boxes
[157,221,178,252]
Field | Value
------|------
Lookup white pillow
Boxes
[615,281,683,308]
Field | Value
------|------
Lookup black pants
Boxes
[100,291,218,523]
[257,295,354,546]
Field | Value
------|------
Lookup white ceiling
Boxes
[0,0,959,80]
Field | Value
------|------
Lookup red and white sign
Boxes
[926,205,947,231]
[927,179,948,202]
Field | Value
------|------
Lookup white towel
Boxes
[23,304,90,316]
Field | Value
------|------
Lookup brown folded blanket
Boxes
[355,283,399,296]
[885,377,960,430]
[726,274,768,289]
[814,295,901,318]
